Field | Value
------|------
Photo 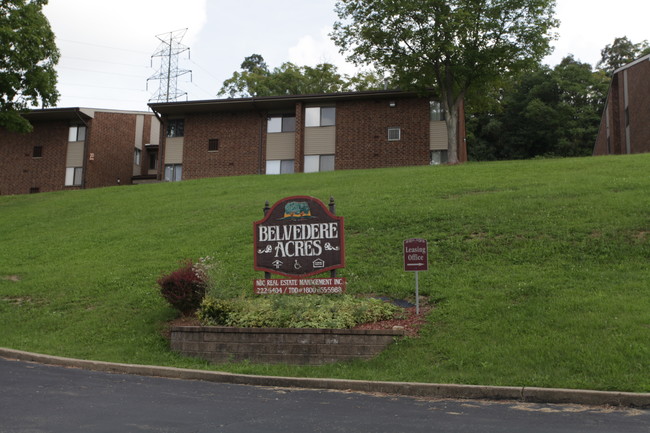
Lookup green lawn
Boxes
[1,155,648,392]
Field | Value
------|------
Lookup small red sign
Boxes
[404,239,428,272]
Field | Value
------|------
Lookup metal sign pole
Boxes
[415,271,420,315]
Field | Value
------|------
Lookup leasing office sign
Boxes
[254,196,345,277]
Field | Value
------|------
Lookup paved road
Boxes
[0,357,648,433]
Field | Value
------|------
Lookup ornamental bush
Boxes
[158,259,210,315]
[197,295,398,329]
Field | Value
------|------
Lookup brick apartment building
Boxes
[149,90,466,181]
[594,55,650,155]
[0,108,160,195]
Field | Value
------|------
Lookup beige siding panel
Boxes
[266,132,295,160]
[66,141,84,167]
[305,126,336,155]
[430,121,448,150]
[149,117,160,145]
[135,115,144,149]
[165,137,184,164]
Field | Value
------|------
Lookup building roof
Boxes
[21,107,96,122]
[148,90,431,116]
[613,53,650,75]
[21,107,154,122]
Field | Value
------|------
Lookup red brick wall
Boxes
[84,112,140,188]
[0,111,157,195]
[165,95,443,180]
[335,97,431,170]
[626,60,650,154]
[0,121,69,195]
[294,102,304,174]
[594,60,650,156]
[181,111,264,179]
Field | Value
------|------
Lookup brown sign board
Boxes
[254,196,345,277]
[404,238,428,272]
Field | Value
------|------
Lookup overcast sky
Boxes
[43,0,650,112]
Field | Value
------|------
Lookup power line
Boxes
[57,38,151,55]
[57,65,146,79]
[60,55,150,70]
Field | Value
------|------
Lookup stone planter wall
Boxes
[170,326,404,365]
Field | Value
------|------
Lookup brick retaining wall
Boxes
[170,326,404,365]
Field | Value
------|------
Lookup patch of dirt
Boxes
[353,305,431,337]
[2,275,21,282]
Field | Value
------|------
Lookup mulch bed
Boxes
[165,302,431,339]
[353,305,431,337]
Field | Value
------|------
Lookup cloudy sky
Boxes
[43,0,650,112]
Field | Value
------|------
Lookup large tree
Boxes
[219,54,386,98]
[468,56,608,160]
[332,0,559,164]
[0,0,59,133]
[596,36,650,75]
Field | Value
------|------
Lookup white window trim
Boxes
[388,127,401,141]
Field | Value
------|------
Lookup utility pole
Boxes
[147,29,192,103]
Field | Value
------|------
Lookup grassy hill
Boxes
[1,155,649,392]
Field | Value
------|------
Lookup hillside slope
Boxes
[1,155,648,391]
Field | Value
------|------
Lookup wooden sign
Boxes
[254,196,345,277]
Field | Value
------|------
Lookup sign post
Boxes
[404,238,428,314]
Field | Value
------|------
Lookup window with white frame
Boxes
[266,159,294,175]
[388,127,401,141]
[68,125,86,142]
[304,154,335,173]
[305,107,336,127]
[164,164,182,181]
[267,114,296,133]
[430,150,448,165]
[65,167,83,186]
[430,101,445,121]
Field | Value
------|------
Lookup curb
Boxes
[1,347,649,409]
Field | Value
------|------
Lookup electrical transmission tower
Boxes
[147,29,192,103]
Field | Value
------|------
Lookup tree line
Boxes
[4,0,649,162]
[221,36,649,162]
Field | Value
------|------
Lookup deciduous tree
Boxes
[218,54,386,98]
[0,0,59,133]
[332,0,559,163]
[596,36,650,75]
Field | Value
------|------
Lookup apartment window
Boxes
[65,167,83,186]
[68,125,86,142]
[167,119,184,137]
[134,148,141,165]
[388,127,401,141]
[266,159,294,175]
[32,145,43,158]
[305,107,336,127]
[267,115,296,133]
[164,164,182,182]
[430,150,448,165]
[29,187,40,194]
[430,101,445,121]
[149,152,158,170]
[208,139,219,152]
[304,155,335,173]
